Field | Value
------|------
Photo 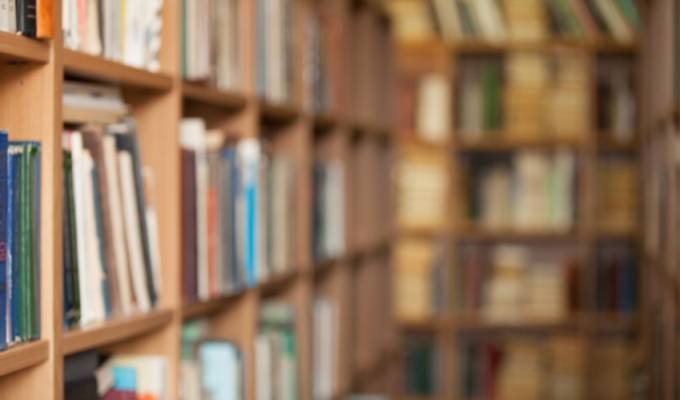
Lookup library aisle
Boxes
[0,0,676,399]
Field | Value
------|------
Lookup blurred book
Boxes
[399,73,452,144]
[181,0,240,90]
[592,338,637,398]
[395,147,449,232]
[596,244,637,314]
[313,297,336,400]
[404,336,436,396]
[386,0,436,43]
[313,159,345,262]
[394,238,436,320]
[95,354,168,400]
[597,156,638,233]
[256,302,298,400]
[255,0,294,103]
[597,57,637,144]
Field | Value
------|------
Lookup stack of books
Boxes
[592,339,636,398]
[597,157,638,233]
[465,150,576,233]
[63,0,164,71]
[545,51,591,140]
[481,245,575,322]
[180,120,297,301]
[65,350,167,399]
[421,0,640,43]
[256,302,298,400]
[62,116,161,328]
[313,159,345,262]
[396,147,449,232]
[181,320,243,400]
[597,58,637,143]
[398,73,451,144]
[256,0,294,104]
[394,238,437,321]
[0,134,41,350]
[596,244,637,314]
[181,0,240,90]
[457,59,502,139]
[545,336,586,399]
[313,297,336,400]
[504,53,548,139]
[497,340,543,400]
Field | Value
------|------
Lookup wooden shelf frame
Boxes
[0,340,49,378]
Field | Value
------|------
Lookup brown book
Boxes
[81,126,122,317]
[37,0,55,38]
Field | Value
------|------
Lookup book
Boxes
[416,74,451,143]
[257,302,298,400]
[313,297,335,399]
[313,159,345,262]
[0,131,6,350]
[404,336,435,395]
[256,0,294,103]
[62,0,163,70]
[198,341,243,400]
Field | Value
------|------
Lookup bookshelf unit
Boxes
[0,0,398,399]
[392,9,643,400]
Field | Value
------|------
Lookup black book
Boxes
[16,0,37,37]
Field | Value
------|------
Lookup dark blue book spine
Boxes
[31,145,41,338]
[90,166,111,317]
[0,132,7,350]
[223,149,242,290]
[8,148,20,342]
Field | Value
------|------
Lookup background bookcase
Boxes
[0,0,400,399]
[391,8,644,400]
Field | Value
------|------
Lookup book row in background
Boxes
[0,0,54,37]
[398,52,637,147]
[0,134,41,351]
[395,238,637,322]
[389,0,640,44]
[62,82,162,327]
[404,333,641,398]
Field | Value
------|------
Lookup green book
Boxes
[616,0,640,28]
[481,64,500,131]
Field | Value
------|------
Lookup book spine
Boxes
[7,148,19,342]
[16,0,37,37]
[0,132,7,350]
[19,144,30,340]
[29,144,40,339]
[36,0,54,37]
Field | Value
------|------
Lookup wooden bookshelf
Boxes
[393,7,644,398]
[0,0,399,399]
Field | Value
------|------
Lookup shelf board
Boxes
[452,315,584,332]
[259,269,298,296]
[311,112,338,131]
[456,136,586,151]
[0,32,49,63]
[259,99,299,123]
[62,309,173,355]
[181,82,248,109]
[449,38,638,54]
[182,292,246,320]
[62,49,173,91]
[0,340,48,378]
[456,227,580,242]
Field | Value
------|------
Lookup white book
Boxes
[470,0,506,42]
[82,151,107,322]
[118,151,152,311]
[0,0,8,32]
[416,74,451,144]
[86,0,103,55]
[66,132,98,326]
[7,0,15,33]
[550,150,575,231]
[255,334,273,400]
[313,298,335,399]
[102,135,134,315]
[432,0,462,42]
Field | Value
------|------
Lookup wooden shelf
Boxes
[182,292,246,320]
[0,32,49,63]
[456,136,586,151]
[62,49,173,91]
[452,315,584,332]
[311,112,338,131]
[181,82,248,109]
[62,309,173,356]
[259,270,299,296]
[0,340,49,378]
[259,99,300,123]
[456,227,580,242]
[449,38,638,54]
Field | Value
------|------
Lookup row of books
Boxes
[62,119,162,328]
[395,147,449,233]
[0,136,41,350]
[397,73,451,144]
[460,336,638,399]
[180,120,297,302]
[426,0,640,43]
[257,302,298,400]
[596,244,637,313]
[181,320,243,400]
[458,52,591,142]
[312,159,345,262]
[457,245,579,321]
[62,0,163,71]
[462,150,576,233]
[0,0,53,37]
[181,0,240,90]
[597,156,638,233]
[256,0,294,104]
[65,350,167,399]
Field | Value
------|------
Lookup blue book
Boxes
[238,140,260,287]
[198,341,242,400]
[0,131,7,350]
